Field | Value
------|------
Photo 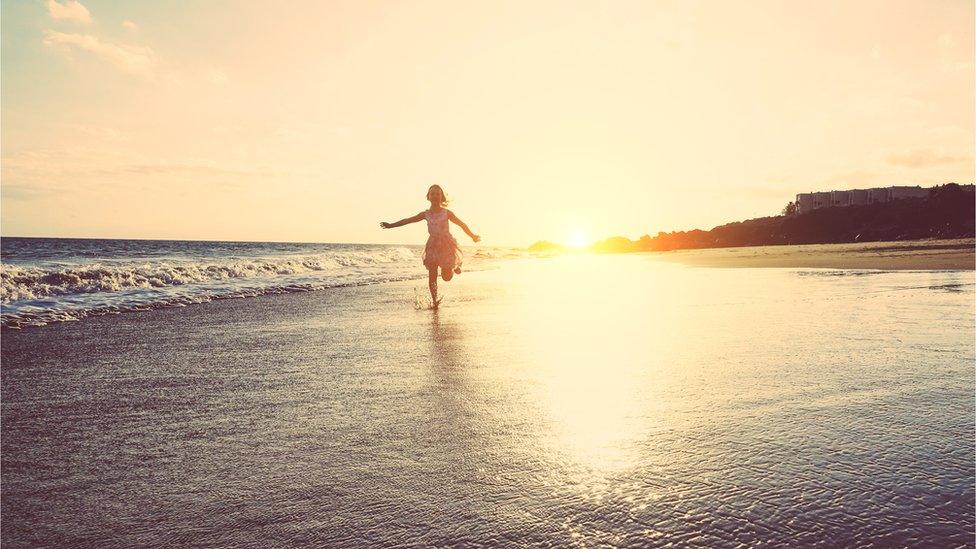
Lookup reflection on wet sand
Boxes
[424,311,474,432]
[2,255,972,546]
[417,255,975,545]
[428,310,465,369]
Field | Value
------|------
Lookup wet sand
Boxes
[2,256,974,547]
[652,238,975,270]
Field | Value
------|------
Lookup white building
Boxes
[867,187,891,204]
[890,186,930,200]
[795,185,928,213]
[830,190,850,207]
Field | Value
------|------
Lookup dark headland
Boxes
[530,183,975,254]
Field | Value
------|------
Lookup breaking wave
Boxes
[2,248,415,302]
[1,246,423,328]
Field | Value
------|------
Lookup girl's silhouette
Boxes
[380,185,480,308]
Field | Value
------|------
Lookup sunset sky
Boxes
[2,0,973,246]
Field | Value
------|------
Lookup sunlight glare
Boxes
[566,229,591,249]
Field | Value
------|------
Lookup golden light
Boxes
[566,228,591,249]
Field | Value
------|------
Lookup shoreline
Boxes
[2,257,973,546]
[640,238,975,270]
[3,238,972,331]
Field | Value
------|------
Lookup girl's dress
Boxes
[422,208,463,271]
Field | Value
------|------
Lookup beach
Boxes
[653,238,975,270]
[4,0,974,544]
[2,250,974,547]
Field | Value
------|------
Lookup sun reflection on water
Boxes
[500,254,702,475]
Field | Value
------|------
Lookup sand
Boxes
[2,254,973,546]
[649,238,975,270]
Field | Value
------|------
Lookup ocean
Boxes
[0,237,519,328]
[2,246,973,546]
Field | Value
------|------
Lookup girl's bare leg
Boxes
[428,267,439,305]
[441,266,453,281]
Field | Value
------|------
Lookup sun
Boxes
[566,228,591,249]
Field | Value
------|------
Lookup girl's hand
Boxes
[471,234,481,243]
[380,222,391,229]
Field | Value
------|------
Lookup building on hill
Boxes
[796,185,928,213]
[890,186,930,199]
[867,187,892,204]
[830,190,850,207]
[795,191,831,212]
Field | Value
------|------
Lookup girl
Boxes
[380,185,480,308]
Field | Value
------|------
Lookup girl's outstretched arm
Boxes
[380,211,425,229]
[447,210,481,242]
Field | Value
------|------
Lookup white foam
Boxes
[1,246,425,328]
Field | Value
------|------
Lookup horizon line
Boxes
[0,233,526,249]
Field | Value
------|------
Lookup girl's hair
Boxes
[426,184,449,206]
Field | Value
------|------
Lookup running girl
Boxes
[380,185,480,307]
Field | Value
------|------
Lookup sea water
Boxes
[0,237,519,328]
[1,251,973,546]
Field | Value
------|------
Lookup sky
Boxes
[2,0,973,246]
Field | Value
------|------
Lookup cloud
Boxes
[71,124,131,141]
[207,68,229,86]
[122,20,138,31]
[822,171,878,187]
[887,150,969,168]
[117,163,281,178]
[46,0,92,24]
[0,184,61,202]
[43,30,156,79]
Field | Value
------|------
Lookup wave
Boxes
[1,247,420,328]
[1,247,416,303]
[471,248,530,260]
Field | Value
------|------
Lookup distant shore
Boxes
[647,238,975,270]
[531,183,975,259]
